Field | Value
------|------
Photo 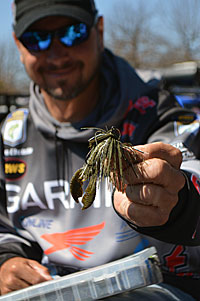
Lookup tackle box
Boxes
[0,247,162,301]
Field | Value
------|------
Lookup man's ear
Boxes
[97,16,104,51]
[12,32,24,64]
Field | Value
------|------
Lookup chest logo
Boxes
[2,109,29,146]
[41,222,105,261]
[5,158,27,180]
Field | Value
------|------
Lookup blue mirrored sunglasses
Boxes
[20,23,90,52]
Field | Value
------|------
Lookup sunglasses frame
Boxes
[20,14,99,52]
[19,21,93,52]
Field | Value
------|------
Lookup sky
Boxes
[0,0,160,42]
[0,0,123,42]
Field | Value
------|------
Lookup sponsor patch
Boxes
[5,158,27,181]
[40,222,105,260]
[174,118,200,137]
[123,97,156,118]
[2,109,29,146]
[4,147,34,157]
[22,218,53,229]
[177,114,196,124]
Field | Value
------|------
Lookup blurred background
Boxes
[0,0,200,118]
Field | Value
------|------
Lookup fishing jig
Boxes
[70,126,144,210]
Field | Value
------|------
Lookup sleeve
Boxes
[117,88,200,246]
[0,135,43,266]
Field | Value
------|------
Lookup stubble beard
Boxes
[43,57,101,102]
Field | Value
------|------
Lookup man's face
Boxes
[14,16,104,101]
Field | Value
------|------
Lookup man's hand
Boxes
[0,257,52,295]
[113,142,186,227]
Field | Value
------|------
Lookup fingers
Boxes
[28,260,53,283]
[125,158,185,193]
[133,142,183,169]
[126,184,178,208]
[0,275,30,295]
[0,257,52,295]
[114,188,178,227]
[126,200,173,227]
[126,184,178,226]
[113,142,185,227]
[114,160,185,226]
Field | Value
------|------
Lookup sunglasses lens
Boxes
[20,23,89,51]
[60,23,89,47]
[20,32,51,51]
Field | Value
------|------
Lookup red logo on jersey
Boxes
[41,222,105,261]
[121,122,136,137]
[164,245,187,273]
[191,174,200,195]
[124,97,156,118]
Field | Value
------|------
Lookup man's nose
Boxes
[46,37,70,60]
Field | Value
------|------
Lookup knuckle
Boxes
[150,158,167,178]
[172,143,181,153]
[158,141,166,149]
[10,263,18,273]
[141,184,153,201]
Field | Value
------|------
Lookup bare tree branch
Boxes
[0,39,29,94]
[105,0,200,68]
[156,0,200,61]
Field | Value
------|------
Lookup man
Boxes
[0,0,199,299]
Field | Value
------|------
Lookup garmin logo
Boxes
[4,147,34,157]
[6,179,112,213]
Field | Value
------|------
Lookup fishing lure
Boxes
[70,126,144,210]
